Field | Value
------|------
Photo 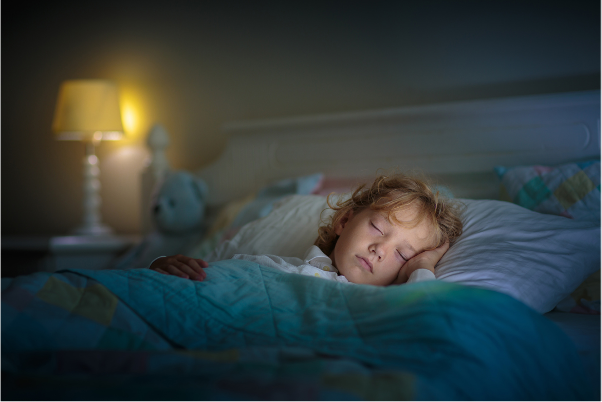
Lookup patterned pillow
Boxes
[495,161,600,221]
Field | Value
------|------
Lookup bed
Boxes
[2,90,600,400]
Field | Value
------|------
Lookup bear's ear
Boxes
[190,178,208,201]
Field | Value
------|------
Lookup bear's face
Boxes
[153,171,208,234]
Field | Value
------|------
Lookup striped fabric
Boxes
[495,161,600,221]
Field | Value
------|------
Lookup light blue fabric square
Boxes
[514,176,551,210]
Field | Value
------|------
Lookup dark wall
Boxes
[2,0,600,235]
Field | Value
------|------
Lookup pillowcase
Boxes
[435,198,599,313]
[495,161,600,222]
[210,194,600,314]
[189,174,323,259]
[207,195,334,262]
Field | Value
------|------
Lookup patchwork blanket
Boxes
[2,260,595,400]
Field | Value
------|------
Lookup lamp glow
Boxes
[52,79,124,236]
[122,105,137,134]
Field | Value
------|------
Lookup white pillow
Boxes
[437,199,600,313]
[211,194,600,313]
[208,195,333,262]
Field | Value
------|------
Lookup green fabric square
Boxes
[37,276,84,311]
[73,284,119,326]
[554,171,596,210]
[514,177,551,210]
[37,277,118,326]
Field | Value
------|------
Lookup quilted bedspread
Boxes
[2,260,595,400]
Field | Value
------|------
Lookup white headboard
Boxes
[188,90,599,204]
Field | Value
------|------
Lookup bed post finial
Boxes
[141,124,172,235]
[147,124,171,180]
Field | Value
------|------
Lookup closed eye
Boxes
[371,222,383,234]
[397,250,408,262]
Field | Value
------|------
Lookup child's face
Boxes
[330,206,435,286]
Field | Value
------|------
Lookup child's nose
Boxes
[372,243,386,260]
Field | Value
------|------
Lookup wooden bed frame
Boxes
[141,90,600,232]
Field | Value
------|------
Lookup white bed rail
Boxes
[196,90,601,204]
[143,90,600,211]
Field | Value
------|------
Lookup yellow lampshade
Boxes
[52,79,124,141]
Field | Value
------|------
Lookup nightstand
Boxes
[1,235,139,277]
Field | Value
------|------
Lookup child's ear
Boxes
[335,210,354,236]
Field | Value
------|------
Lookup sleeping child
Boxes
[149,174,464,286]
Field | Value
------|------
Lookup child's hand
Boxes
[393,241,449,285]
[149,254,208,281]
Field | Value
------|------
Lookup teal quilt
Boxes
[2,260,595,400]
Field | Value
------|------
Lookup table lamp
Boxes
[52,79,124,236]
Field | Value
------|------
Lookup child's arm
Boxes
[392,241,449,285]
[149,255,209,281]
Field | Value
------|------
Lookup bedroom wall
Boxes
[2,0,600,235]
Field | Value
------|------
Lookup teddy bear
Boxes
[114,170,209,269]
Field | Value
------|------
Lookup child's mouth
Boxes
[356,256,373,273]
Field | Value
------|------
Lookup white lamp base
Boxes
[74,142,114,236]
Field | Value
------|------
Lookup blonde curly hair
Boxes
[315,174,464,256]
